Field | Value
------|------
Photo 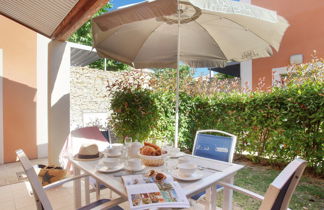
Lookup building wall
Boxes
[251,0,324,89]
[0,15,38,162]
[70,67,119,130]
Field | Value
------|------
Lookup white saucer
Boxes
[171,170,203,181]
[169,152,185,158]
[96,163,124,173]
[124,164,145,172]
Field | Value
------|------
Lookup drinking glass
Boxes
[163,156,171,173]
[124,137,133,146]
[163,140,174,154]
[123,137,132,161]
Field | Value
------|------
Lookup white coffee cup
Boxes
[169,147,180,156]
[178,163,197,177]
[102,158,120,168]
[127,142,142,158]
[127,158,142,170]
[106,143,123,156]
[178,156,190,164]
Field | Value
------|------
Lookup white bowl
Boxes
[101,158,120,168]
[105,143,123,156]
[178,156,190,164]
[178,163,197,177]
[169,148,180,156]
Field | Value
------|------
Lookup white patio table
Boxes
[69,154,244,210]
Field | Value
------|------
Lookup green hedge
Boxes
[110,82,324,173]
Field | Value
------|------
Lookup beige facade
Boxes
[0,15,38,163]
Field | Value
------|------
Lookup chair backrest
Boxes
[71,126,107,142]
[16,149,53,210]
[192,130,237,163]
[260,159,307,210]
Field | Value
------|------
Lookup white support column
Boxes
[48,41,71,165]
[240,60,252,90]
[37,34,50,159]
[0,49,3,164]
[240,0,252,91]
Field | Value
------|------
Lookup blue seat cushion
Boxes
[78,199,123,210]
[191,185,223,200]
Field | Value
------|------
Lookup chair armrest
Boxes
[217,181,264,201]
[91,197,126,210]
[43,174,89,191]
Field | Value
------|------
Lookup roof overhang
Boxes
[69,42,100,67]
[0,0,109,41]
[210,62,241,78]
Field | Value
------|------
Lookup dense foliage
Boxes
[108,58,324,173]
[110,89,158,141]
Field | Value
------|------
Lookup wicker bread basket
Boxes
[138,152,167,167]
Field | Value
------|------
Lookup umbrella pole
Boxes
[175,0,181,148]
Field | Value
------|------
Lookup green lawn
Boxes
[227,163,324,210]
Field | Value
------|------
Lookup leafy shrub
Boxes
[110,89,158,141]
[107,58,324,173]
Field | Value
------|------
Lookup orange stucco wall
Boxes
[251,0,324,89]
[0,15,37,162]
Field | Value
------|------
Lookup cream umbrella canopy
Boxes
[92,0,289,147]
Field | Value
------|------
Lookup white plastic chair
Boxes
[218,158,307,210]
[16,149,123,210]
[191,129,237,201]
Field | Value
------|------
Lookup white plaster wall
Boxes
[272,66,288,86]
[36,34,50,158]
[48,41,70,165]
[0,49,3,164]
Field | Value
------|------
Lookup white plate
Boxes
[171,170,203,181]
[169,152,185,158]
[96,163,124,173]
[124,164,145,172]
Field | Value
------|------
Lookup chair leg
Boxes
[95,179,100,200]
[109,189,113,198]
[84,176,90,205]
[32,189,43,210]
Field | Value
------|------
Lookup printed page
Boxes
[122,174,190,210]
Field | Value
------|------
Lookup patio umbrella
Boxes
[92,0,289,147]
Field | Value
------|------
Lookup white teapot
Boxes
[127,142,142,158]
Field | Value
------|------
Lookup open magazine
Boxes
[122,173,190,210]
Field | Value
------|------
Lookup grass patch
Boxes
[231,163,324,210]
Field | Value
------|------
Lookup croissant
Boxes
[155,148,162,156]
[140,146,156,156]
[144,142,160,150]
[155,173,166,182]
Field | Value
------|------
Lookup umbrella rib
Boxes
[193,20,229,61]
[220,16,277,50]
[133,22,164,63]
